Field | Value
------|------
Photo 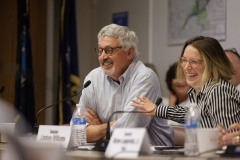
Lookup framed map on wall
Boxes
[168,0,226,45]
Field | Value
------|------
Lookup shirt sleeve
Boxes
[156,105,188,124]
[79,73,97,112]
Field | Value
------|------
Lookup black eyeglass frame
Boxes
[224,48,240,59]
[94,46,122,56]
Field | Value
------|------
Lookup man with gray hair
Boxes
[79,24,174,146]
[225,48,240,92]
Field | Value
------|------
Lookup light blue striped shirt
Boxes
[79,59,174,146]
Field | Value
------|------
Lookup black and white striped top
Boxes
[156,78,240,129]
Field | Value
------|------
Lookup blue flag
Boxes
[14,0,35,133]
[56,0,80,125]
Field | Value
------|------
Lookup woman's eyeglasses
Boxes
[179,57,203,68]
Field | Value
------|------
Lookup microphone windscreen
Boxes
[84,80,91,88]
[155,97,162,106]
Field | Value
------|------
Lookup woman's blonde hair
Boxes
[176,36,234,86]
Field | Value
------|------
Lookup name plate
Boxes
[37,125,71,148]
[105,128,152,158]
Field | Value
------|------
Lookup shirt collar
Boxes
[187,78,215,103]
[106,58,138,84]
[187,78,215,95]
[199,78,215,94]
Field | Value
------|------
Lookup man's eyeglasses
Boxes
[179,57,203,68]
[224,48,240,59]
[94,46,122,56]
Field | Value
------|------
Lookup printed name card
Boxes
[105,128,152,158]
[37,125,71,148]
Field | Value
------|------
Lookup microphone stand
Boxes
[93,97,162,152]
[34,80,91,134]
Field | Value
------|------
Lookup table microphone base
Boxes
[92,139,109,152]
[221,145,240,157]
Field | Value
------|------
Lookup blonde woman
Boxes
[131,36,240,130]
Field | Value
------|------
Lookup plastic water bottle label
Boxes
[185,119,198,129]
[72,117,86,125]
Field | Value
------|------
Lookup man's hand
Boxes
[110,120,117,127]
[86,108,102,125]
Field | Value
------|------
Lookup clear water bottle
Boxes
[71,104,87,146]
[184,103,200,156]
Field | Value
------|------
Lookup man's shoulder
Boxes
[134,61,158,78]
[87,67,103,76]
[84,67,106,84]
[128,62,160,90]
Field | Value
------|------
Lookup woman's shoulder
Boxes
[204,78,232,90]
[215,79,236,90]
[208,79,240,95]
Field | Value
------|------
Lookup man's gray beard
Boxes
[102,66,115,77]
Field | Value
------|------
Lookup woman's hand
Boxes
[219,123,240,146]
[131,95,157,117]
[217,125,228,147]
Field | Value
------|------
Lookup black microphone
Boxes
[155,97,162,106]
[93,97,162,152]
[34,80,91,134]
[0,86,5,93]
